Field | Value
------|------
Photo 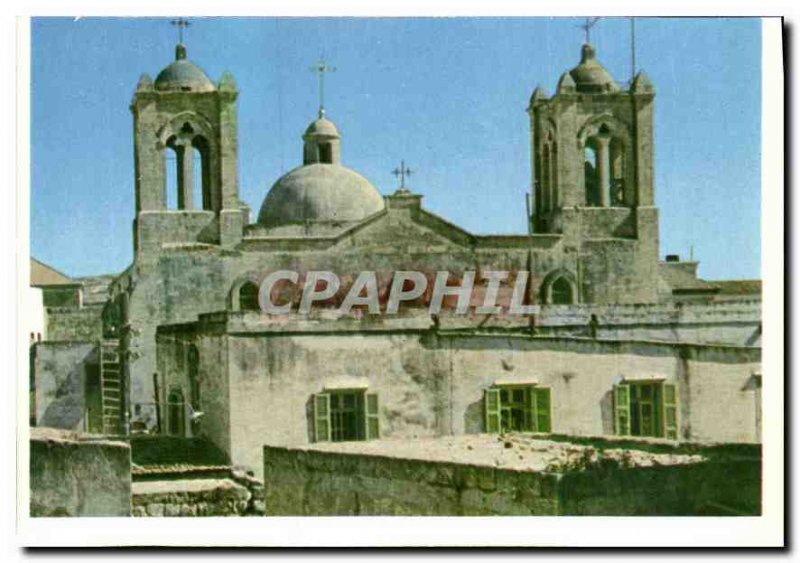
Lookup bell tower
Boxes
[527,43,655,235]
[130,41,243,256]
[527,43,660,303]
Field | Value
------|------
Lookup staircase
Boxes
[99,339,123,435]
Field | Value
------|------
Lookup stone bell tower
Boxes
[528,43,656,235]
[527,43,660,303]
[130,42,243,256]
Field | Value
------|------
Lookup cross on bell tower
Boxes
[309,55,336,118]
[171,18,191,44]
[577,17,601,44]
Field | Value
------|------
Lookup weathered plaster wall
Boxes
[32,342,97,431]
[29,428,131,517]
[157,315,760,478]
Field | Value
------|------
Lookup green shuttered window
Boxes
[484,385,551,433]
[613,381,678,440]
[312,390,380,443]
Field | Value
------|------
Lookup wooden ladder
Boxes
[99,339,122,435]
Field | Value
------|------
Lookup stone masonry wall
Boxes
[262,444,761,516]
[131,478,251,517]
[262,445,561,516]
[46,305,104,342]
[30,428,131,517]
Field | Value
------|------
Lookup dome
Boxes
[257,163,385,227]
[154,44,216,93]
[568,44,620,94]
[304,116,340,138]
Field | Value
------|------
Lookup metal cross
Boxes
[577,17,601,44]
[392,160,413,190]
[171,18,191,43]
[309,55,336,116]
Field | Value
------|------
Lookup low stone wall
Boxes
[262,441,761,516]
[263,445,562,516]
[131,478,251,517]
[30,428,131,517]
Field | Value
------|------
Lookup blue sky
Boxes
[30,17,761,280]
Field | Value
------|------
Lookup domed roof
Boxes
[568,44,620,94]
[304,115,340,138]
[154,44,216,93]
[257,163,385,227]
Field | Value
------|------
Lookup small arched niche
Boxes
[167,388,185,436]
[239,281,260,312]
[541,270,578,305]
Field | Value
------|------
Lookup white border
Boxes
[11,8,785,549]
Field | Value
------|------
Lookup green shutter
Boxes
[528,387,538,432]
[484,388,501,433]
[663,383,678,440]
[365,392,380,440]
[613,384,631,436]
[313,393,331,442]
[534,387,551,433]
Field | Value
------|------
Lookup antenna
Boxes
[630,17,637,83]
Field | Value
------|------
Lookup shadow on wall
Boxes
[464,399,484,434]
[40,348,98,430]
[305,395,315,443]
[600,389,614,435]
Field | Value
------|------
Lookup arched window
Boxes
[167,389,185,436]
[187,345,200,411]
[162,124,214,211]
[239,281,260,311]
[164,144,179,209]
[192,135,213,210]
[584,143,599,206]
[550,141,559,208]
[541,144,551,212]
[551,277,574,305]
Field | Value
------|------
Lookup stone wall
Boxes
[46,305,104,342]
[262,442,761,516]
[262,445,561,516]
[30,428,131,516]
[131,478,250,517]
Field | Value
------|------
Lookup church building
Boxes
[31,36,762,479]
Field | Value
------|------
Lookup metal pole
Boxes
[631,18,637,82]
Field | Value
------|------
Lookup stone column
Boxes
[596,136,611,207]
[176,140,193,210]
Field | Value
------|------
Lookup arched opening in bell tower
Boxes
[318,142,333,164]
[610,138,627,206]
[164,144,179,209]
[191,135,212,210]
[163,126,214,211]
[584,143,599,206]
